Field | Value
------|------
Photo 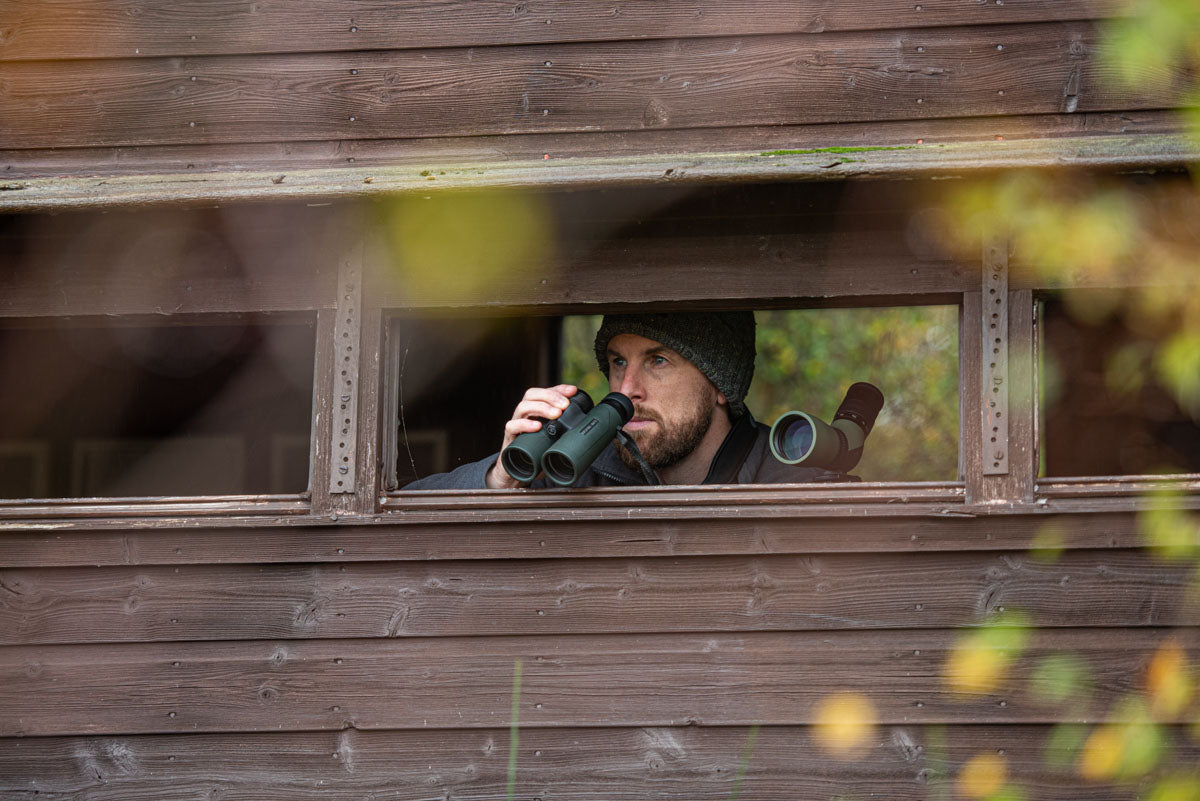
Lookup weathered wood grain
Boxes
[962,290,1039,503]
[2,550,1193,645]
[1038,475,1200,497]
[368,230,972,310]
[0,508,1168,568]
[1,24,1180,150]
[4,132,1196,214]
[0,506,1177,566]
[0,205,344,316]
[0,0,1126,61]
[2,110,1182,181]
[2,725,1195,801]
[1,628,1192,735]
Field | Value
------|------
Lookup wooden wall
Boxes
[0,0,1187,183]
[2,508,1198,798]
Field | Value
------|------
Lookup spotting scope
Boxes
[768,382,885,472]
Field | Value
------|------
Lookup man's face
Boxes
[605,333,726,470]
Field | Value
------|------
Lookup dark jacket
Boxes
[405,412,846,489]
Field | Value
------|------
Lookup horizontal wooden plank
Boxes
[0,205,346,316]
[3,132,1195,214]
[2,110,1182,182]
[1,628,1193,735]
[0,0,1126,62]
[0,508,1172,567]
[0,24,1179,150]
[1,504,1189,565]
[0,482,963,524]
[0,178,967,314]
[1038,475,1200,498]
[3,550,1193,645]
[370,233,973,310]
[2,725,1195,801]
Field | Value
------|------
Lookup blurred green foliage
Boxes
[561,306,958,481]
[1104,0,1200,140]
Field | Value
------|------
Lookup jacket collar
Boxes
[590,411,758,486]
[702,411,758,484]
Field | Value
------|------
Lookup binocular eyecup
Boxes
[501,391,634,486]
[769,382,884,472]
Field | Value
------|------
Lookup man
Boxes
[406,311,839,488]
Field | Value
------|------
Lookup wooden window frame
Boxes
[3,192,1199,524]
[0,309,319,520]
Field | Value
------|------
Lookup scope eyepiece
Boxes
[832,382,885,435]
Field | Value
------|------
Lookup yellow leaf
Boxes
[1079,726,1124,781]
[946,645,1010,694]
[958,753,1008,799]
[813,692,877,757]
[1148,638,1194,718]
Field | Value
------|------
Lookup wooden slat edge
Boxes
[3,725,1194,801]
[1,628,1194,735]
[2,134,1196,212]
[4,548,1194,645]
[0,0,1129,62]
[0,508,1188,567]
[2,111,1182,180]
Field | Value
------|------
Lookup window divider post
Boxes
[311,225,382,517]
[962,236,1037,505]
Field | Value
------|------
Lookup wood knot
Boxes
[643,100,668,128]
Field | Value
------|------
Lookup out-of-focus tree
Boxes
[934,2,1200,798]
[942,0,1200,426]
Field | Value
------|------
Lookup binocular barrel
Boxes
[500,391,595,483]
[542,393,635,487]
[769,382,884,472]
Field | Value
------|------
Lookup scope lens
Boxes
[776,417,814,461]
[542,451,575,486]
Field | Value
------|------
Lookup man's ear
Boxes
[716,390,728,407]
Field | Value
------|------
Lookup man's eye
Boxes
[651,355,668,366]
[611,357,626,368]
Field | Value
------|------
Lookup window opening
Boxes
[566,307,958,483]
[388,315,557,488]
[1039,292,1200,477]
[0,317,315,499]
[391,305,958,488]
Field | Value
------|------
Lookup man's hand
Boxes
[486,384,579,489]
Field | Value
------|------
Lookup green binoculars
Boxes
[769,382,885,472]
[501,390,634,486]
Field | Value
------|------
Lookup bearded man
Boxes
[407,311,838,488]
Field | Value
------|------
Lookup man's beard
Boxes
[617,385,716,472]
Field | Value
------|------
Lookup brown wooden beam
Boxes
[2,548,1192,645]
[1,628,1193,735]
[963,260,1038,504]
[0,24,1178,151]
[3,134,1195,214]
[4,725,1194,801]
[0,508,1181,567]
[2,111,1182,181]
[0,0,1126,62]
[0,206,341,316]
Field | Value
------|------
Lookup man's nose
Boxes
[616,368,645,401]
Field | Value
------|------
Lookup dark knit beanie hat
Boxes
[593,311,756,417]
